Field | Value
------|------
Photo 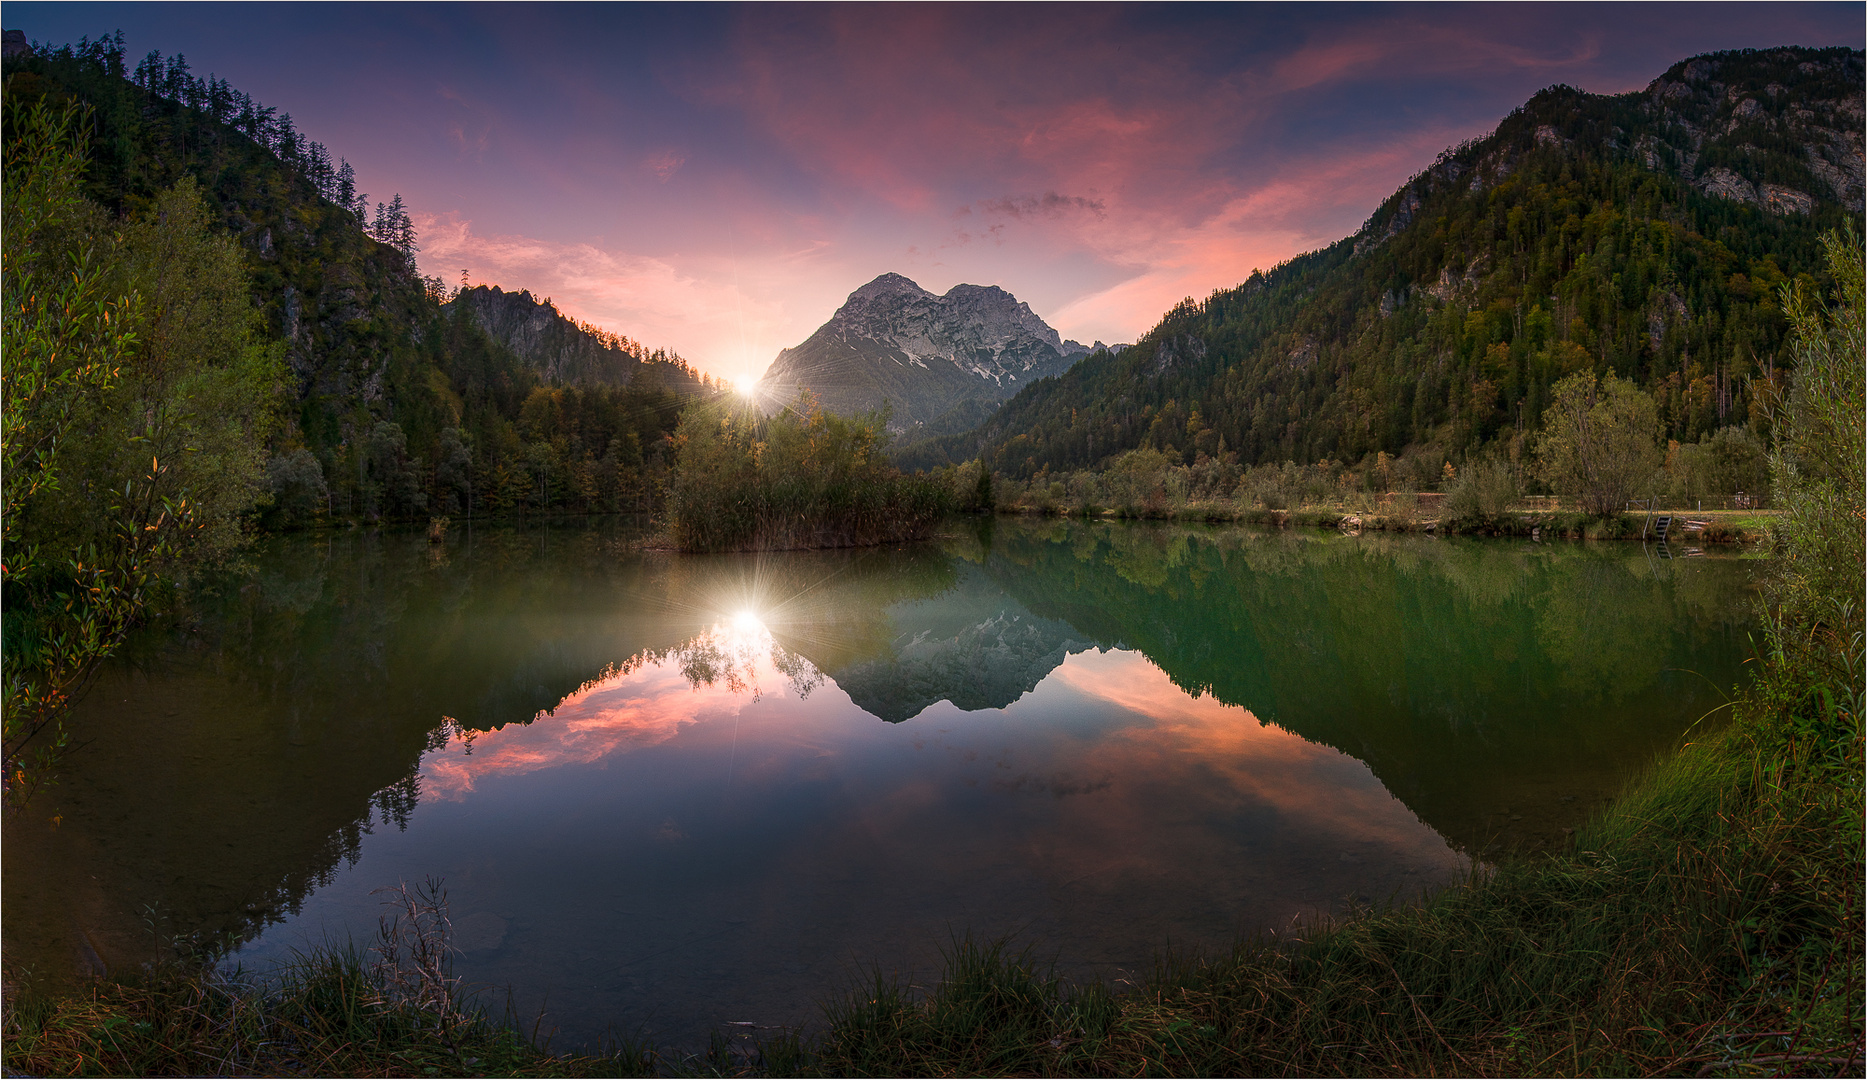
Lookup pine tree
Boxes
[386,193,417,261]
[163,53,189,100]
[275,113,299,159]
[206,75,231,120]
[133,50,161,92]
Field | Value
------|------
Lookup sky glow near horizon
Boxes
[12,3,1863,384]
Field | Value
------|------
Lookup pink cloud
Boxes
[645,149,687,181]
[401,6,1791,377]
[422,621,816,799]
[671,9,1505,347]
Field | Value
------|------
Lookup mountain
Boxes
[825,561,1094,723]
[449,284,707,392]
[754,272,1092,433]
[899,46,1862,479]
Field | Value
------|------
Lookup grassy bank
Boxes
[0,946,663,1078]
[989,495,1774,544]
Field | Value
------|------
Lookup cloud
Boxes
[663,3,1820,348]
[977,191,1107,221]
[645,148,686,181]
[446,120,491,158]
[422,662,714,799]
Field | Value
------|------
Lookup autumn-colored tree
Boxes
[2,101,284,802]
[1534,372,1663,515]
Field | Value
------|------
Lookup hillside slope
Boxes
[5,35,710,521]
[902,46,1862,481]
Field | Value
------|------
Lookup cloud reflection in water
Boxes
[421,614,826,799]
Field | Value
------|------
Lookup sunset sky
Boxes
[13,2,1863,383]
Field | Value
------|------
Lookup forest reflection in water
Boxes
[1,518,1757,1046]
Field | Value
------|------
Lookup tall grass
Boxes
[2,880,657,1077]
[668,397,952,552]
[0,947,658,1077]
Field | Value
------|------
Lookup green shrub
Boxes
[1442,459,1520,531]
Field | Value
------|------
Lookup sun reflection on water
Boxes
[420,613,823,800]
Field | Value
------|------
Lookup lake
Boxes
[1,518,1758,1048]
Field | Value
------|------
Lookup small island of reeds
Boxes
[667,395,954,552]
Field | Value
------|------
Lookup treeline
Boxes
[274,344,699,526]
[905,47,1860,491]
[59,32,414,261]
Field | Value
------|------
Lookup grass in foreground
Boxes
[1,946,652,1077]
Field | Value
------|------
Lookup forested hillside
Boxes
[3,34,715,525]
[904,46,1863,489]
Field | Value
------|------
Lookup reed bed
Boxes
[667,399,952,553]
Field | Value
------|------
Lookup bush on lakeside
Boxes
[1441,459,1521,532]
[1764,224,1865,712]
[667,395,953,552]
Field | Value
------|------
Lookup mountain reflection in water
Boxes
[1,519,1755,1047]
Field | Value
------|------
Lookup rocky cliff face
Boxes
[449,285,646,387]
[1642,50,1864,213]
[755,273,1091,431]
[826,562,1093,723]
[1351,46,1863,249]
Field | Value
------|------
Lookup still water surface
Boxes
[3,519,1757,1046]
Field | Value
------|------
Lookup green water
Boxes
[1,519,1757,1046]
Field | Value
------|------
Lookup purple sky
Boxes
[13,3,1863,384]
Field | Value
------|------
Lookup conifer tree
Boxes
[133,49,160,91]
[386,193,417,260]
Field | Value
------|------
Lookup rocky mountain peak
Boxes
[844,271,933,305]
[756,273,1086,432]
